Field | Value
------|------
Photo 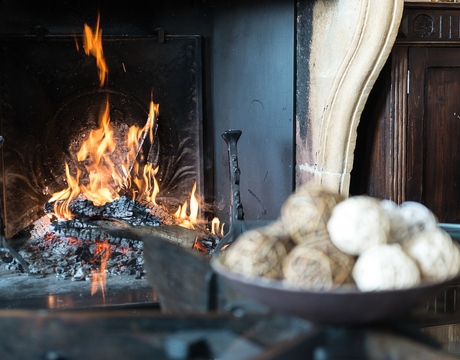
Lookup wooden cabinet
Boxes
[351,3,460,222]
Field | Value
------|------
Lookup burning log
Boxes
[44,196,173,226]
[50,219,197,249]
[45,193,220,252]
[50,219,143,246]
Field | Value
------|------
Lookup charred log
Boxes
[50,219,143,247]
[44,196,175,226]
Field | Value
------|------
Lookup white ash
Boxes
[1,230,145,281]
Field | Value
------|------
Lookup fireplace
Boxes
[0,0,297,309]
[0,0,411,310]
[0,33,204,237]
[3,1,460,359]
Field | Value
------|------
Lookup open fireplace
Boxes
[3,1,460,359]
[0,0,295,309]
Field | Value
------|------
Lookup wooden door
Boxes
[408,47,460,222]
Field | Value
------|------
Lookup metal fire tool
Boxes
[213,130,246,254]
[0,136,30,274]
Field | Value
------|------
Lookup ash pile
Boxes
[0,196,220,282]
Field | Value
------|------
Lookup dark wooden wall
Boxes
[351,2,460,223]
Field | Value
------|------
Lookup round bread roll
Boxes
[352,244,420,291]
[380,199,411,243]
[281,183,343,245]
[402,229,460,281]
[399,201,438,237]
[223,227,295,279]
[327,196,390,255]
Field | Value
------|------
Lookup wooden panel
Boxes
[424,68,460,222]
[390,46,409,204]
[350,47,408,203]
[407,47,428,203]
[353,3,460,223]
[398,3,460,46]
[408,47,460,222]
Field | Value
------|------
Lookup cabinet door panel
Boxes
[425,68,460,222]
[408,48,460,222]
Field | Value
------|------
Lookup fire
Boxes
[49,14,218,238]
[49,14,159,219]
[76,100,123,206]
[175,182,199,229]
[49,163,81,219]
[83,13,108,86]
[49,96,159,219]
[123,99,160,204]
[211,217,225,237]
[43,12,224,300]
[90,240,111,298]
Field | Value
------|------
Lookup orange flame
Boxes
[50,98,159,219]
[48,163,81,219]
[77,100,123,206]
[50,10,160,219]
[211,217,225,237]
[90,240,111,298]
[121,98,159,204]
[51,15,210,236]
[175,182,199,229]
[83,13,108,87]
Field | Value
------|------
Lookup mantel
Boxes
[296,0,404,196]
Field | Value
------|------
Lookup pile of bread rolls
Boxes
[221,182,460,291]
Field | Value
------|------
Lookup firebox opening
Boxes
[0,0,295,311]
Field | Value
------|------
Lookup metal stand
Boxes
[212,130,246,254]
